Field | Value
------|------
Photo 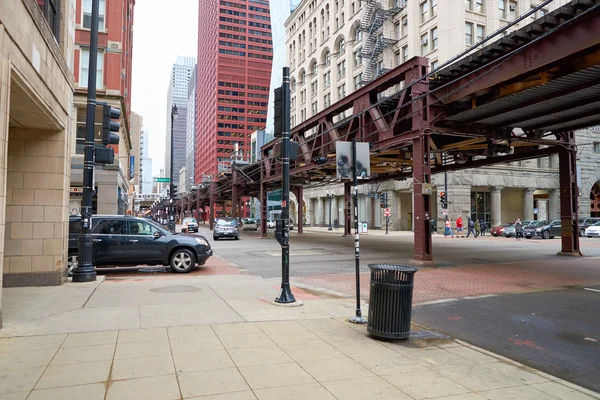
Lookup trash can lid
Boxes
[367,264,418,273]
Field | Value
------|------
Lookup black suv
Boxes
[578,217,600,237]
[68,215,212,274]
[524,220,561,239]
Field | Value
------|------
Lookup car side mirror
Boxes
[154,231,162,239]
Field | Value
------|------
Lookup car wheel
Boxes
[213,236,218,241]
[588,236,592,238]
[580,229,586,237]
[170,249,196,273]
[525,236,532,239]
[542,230,550,239]
[550,236,555,239]
[235,235,240,240]
[67,253,78,276]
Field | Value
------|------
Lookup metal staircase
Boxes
[359,0,406,83]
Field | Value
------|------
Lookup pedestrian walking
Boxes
[475,220,481,238]
[515,218,523,240]
[466,217,476,238]
[456,215,464,237]
[480,220,487,236]
[444,218,453,237]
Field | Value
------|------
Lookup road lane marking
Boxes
[583,288,600,293]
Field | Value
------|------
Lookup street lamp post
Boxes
[327,192,333,230]
[168,104,179,231]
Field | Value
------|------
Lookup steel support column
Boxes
[410,136,434,265]
[259,183,267,237]
[557,132,582,256]
[209,182,217,230]
[344,182,352,236]
[295,187,304,233]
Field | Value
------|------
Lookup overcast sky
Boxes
[131,0,198,176]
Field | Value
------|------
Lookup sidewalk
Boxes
[0,261,598,399]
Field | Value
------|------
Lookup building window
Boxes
[301,89,306,104]
[395,22,401,39]
[312,101,318,116]
[395,51,401,66]
[431,0,437,17]
[401,15,408,36]
[402,45,408,62]
[80,49,104,89]
[509,1,518,19]
[38,0,61,40]
[593,142,600,153]
[353,48,361,68]
[475,0,484,13]
[353,73,362,89]
[82,0,106,30]
[421,1,429,23]
[431,27,438,50]
[324,93,331,107]
[337,60,346,79]
[311,80,318,98]
[499,0,507,19]
[337,83,346,100]
[531,5,548,19]
[431,59,438,71]
[420,33,428,55]
[465,22,474,46]
[471,192,491,225]
[476,24,485,43]
[323,71,331,87]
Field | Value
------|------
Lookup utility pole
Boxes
[350,138,367,324]
[385,192,389,235]
[73,0,100,282]
[275,67,296,304]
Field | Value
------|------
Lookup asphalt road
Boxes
[201,225,600,279]
[413,285,600,393]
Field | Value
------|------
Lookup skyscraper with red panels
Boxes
[196,0,273,181]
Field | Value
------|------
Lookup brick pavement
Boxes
[294,257,600,304]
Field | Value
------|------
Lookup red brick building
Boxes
[70,0,135,215]
[195,0,273,180]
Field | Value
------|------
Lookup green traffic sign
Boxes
[154,177,170,183]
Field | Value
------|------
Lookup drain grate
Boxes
[410,330,450,340]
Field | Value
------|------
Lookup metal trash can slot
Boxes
[367,264,418,340]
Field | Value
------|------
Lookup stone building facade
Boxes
[1,0,77,325]
[285,0,599,231]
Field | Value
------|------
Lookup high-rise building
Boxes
[196,0,274,179]
[140,128,153,194]
[285,0,599,230]
[166,56,196,180]
[70,0,136,215]
[129,112,143,209]
[186,66,197,189]
[265,1,300,135]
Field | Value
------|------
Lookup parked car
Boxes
[67,215,212,274]
[579,217,600,237]
[491,223,512,237]
[585,221,600,238]
[182,217,199,233]
[503,220,533,237]
[267,219,275,229]
[524,220,561,239]
[289,219,294,230]
[213,218,240,240]
[242,218,258,231]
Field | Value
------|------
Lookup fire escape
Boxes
[359,0,405,83]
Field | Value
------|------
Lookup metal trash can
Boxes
[367,264,418,340]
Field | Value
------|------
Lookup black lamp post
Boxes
[168,104,179,231]
[327,192,334,230]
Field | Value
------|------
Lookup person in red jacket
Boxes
[455,215,464,237]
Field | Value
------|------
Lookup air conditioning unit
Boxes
[421,37,428,45]
[402,19,408,26]
[509,4,516,11]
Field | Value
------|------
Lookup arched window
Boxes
[310,59,318,75]
[338,38,346,55]
[322,49,331,66]
[290,77,297,92]
[299,69,306,84]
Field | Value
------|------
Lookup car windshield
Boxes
[592,221,600,227]
[529,220,549,227]
[502,223,512,227]
[217,219,238,227]
[245,219,255,224]
[183,218,197,224]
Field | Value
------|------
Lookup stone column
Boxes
[549,189,560,221]
[523,188,535,220]
[330,195,338,228]
[316,197,324,226]
[386,191,400,231]
[490,186,503,227]
[324,195,331,227]
[337,195,344,228]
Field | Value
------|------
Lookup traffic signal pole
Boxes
[350,138,367,324]
[73,0,100,282]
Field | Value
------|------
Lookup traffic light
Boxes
[102,104,121,146]
[440,192,447,208]
[171,184,178,198]
[273,86,283,138]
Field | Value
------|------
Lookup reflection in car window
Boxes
[183,218,197,224]
[92,219,128,235]
[217,219,238,227]
[70,219,82,234]
[130,221,160,236]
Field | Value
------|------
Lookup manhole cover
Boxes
[410,330,450,340]
[150,286,201,293]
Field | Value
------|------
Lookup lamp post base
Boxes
[72,269,97,282]
[274,283,296,304]
[349,316,367,324]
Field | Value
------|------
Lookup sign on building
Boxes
[335,141,370,180]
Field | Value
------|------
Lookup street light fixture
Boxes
[168,104,179,231]
[327,191,334,230]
